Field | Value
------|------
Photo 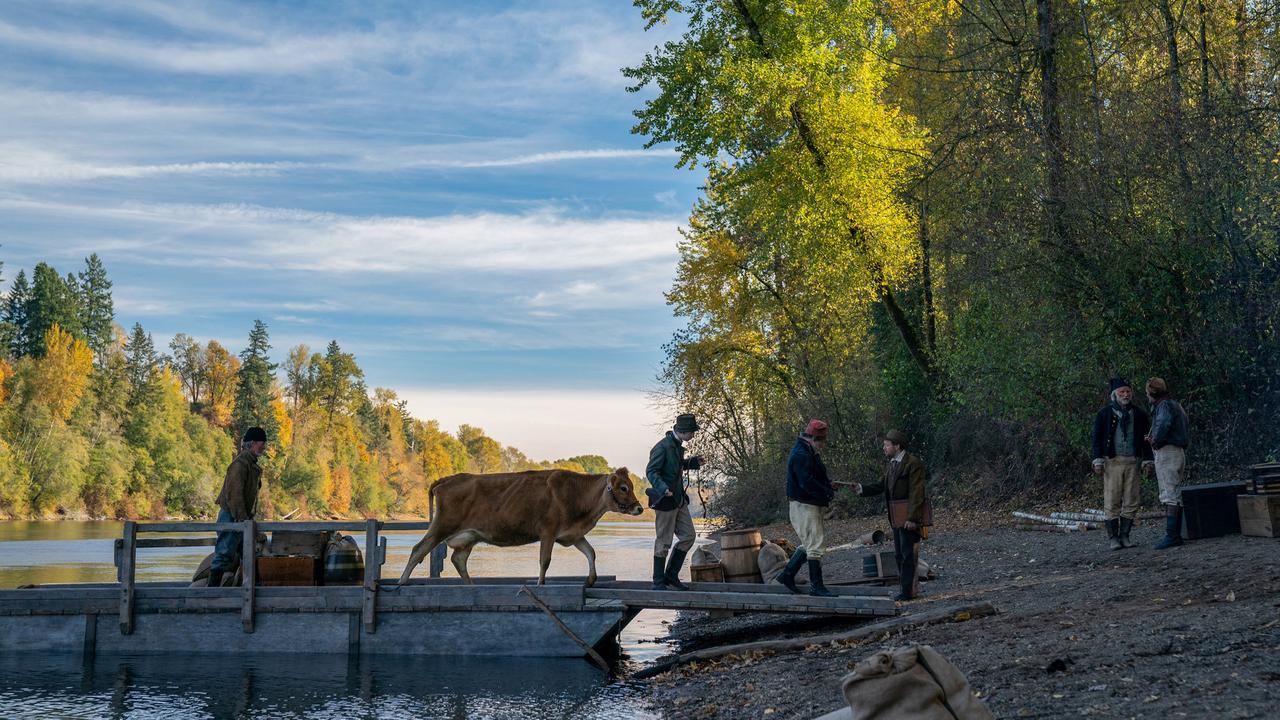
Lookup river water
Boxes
[0,518,699,719]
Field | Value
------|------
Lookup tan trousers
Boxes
[1154,446,1186,506]
[789,500,827,559]
[654,503,696,557]
[1103,456,1141,520]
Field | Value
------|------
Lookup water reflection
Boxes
[0,653,659,719]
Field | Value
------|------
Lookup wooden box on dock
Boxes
[690,562,725,583]
[269,530,330,558]
[256,555,320,586]
[1237,494,1280,538]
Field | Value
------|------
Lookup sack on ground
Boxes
[692,546,719,566]
[757,541,789,583]
[841,644,993,720]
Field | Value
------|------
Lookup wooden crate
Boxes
[256,555,320,586]
[1237,494,1280,538]
[269,530,330,558]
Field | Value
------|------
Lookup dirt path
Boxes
[640,515,1280,719]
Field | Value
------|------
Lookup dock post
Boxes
[118,521,136,635]
[362,519,379,634]
[429,543,445,578]
[242,518,256,633]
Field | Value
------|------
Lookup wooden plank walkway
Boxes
[586,581,898,617]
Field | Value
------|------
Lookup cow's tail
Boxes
[428,482,437,523]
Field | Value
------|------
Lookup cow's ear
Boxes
[614,467,629,478]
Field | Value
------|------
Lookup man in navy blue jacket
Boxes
[775,419,838,597]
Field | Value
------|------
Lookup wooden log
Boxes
[363,519,379,634]
[118,521,136,635]
[1015,522,1083,533]
[1050,512,1109,522]
[1012,511,1097,528]
[631,601,999,680]
[519,585,611,674]
[583,587,894,615]
[597,580,896,598]
[241,519,256,633]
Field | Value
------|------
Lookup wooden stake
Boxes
[519,585,612,674]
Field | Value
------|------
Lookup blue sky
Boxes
[0,0,700,469]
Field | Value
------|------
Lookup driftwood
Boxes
[631,601,998,680]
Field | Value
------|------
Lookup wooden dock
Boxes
[0,520,897,660]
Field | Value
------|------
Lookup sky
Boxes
[0,0,702,471]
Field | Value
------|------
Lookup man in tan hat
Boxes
[646,413,702,590]
[853,429,928,601]
[1145,378,1190,549]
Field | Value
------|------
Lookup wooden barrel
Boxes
[690,562,725,583]
[719,529,763,583]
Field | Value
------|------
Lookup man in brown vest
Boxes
[853,429,927,601]
[207,427,267,588]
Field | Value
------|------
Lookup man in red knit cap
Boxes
[774,419,838,597]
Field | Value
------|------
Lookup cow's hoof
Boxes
[586,576,597,588]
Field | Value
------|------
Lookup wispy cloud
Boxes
[422,148,679,169]
[0,145,303,184]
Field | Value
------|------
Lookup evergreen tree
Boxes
[123,322,161,406]
[26,263,83,356]
[3,270,31,358]
[231,320,279,440]
[78,254,115,363]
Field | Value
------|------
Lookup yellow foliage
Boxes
[0,357,11,405]
[272,397,293,450]
[34,324,93,421]
[329,465,352,515]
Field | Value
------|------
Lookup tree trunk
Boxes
[1035,0,1069,247]
[1157,0,1195,199]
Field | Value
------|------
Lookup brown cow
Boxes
[397,467,644,587]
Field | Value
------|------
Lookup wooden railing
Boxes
[115,519,444,636]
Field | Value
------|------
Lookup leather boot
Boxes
[651,556,668,590]
[806,559,835,597]
[207,569,224,588]
[1154,505,1184,549]
[1119,517,1134,548]
[663,548,690,591]
[774,549,807,594]
[1107,519,1122,551]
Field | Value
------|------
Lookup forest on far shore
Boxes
[0,254,616,520]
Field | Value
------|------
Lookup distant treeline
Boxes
[0,255,614,519]
[629,0,1280,524]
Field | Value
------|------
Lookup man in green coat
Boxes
[646,413,701,590]
[853,429,928,601]
[208,427,267,588]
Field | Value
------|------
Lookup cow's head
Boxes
[606,467,644,516]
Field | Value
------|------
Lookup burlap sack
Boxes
[757,541,789,583]
[840,645,994,720]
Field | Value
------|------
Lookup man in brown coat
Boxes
[853,429,928,601]
[207,427,267,588]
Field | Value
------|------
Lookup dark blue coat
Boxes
[786,437,834,507]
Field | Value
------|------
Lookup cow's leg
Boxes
[572,538,597,587]
[450,543,476,585]
[537,533,556,585]
[397,530,442,585]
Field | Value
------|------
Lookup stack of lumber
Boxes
[1012,510,1102,532]
[1250,463,1280,496]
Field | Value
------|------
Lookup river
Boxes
[0,518,699,719]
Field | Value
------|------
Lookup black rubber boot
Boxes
[664,548,690,591]
[1154,505,1184,549]
[774,549,807,594]
[651,556,668,590]
[1119,517,1134,548]
[806,559,835,597]
[207,569,224,588]
[1107,519,1122,551]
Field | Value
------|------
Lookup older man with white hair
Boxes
[1091,377,1154,550]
